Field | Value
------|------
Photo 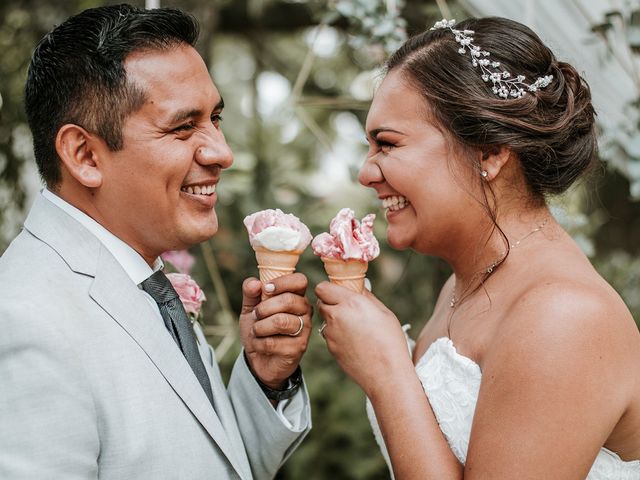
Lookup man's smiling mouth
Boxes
[180,184,216,195]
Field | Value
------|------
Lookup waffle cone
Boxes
[321,256,368,293]
[254,248,302,300]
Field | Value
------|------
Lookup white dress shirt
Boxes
[42,188,163,314]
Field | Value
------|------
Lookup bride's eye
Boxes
[375,138,395,152]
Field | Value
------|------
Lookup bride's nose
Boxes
[358,157,384,187]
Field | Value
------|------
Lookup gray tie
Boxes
[140,270,215,408]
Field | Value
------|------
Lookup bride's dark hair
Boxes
[386,16,598,198]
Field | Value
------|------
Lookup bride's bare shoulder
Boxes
[490,271,639,382]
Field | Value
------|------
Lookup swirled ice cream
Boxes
[244,208,312,252]
[311,208,379,261]
[312,208,379,292]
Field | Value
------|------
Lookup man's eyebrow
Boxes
[167,98,225,125]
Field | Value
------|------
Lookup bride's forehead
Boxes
[374,73,428,110]
[367,80,430,129]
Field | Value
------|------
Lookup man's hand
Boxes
[240,273,312,389]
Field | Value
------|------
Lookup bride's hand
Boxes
[315,281,412,395]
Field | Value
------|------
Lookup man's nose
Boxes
[195,130,233,170]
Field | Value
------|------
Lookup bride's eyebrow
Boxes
[368,127,405,139]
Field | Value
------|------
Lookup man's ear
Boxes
[55,124,103,188]
[480,146,511,181]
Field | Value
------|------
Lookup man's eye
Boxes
[211,114,223,127]
[173,122,195,132]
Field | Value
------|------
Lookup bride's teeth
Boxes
[187,186,194,194]
[382,195,410,211]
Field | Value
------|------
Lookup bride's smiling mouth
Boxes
[382,195,411,213]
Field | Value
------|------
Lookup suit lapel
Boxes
[24,195,249,479]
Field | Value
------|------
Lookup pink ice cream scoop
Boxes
[244,208,312,299]
[244,208,312,252]
[312,208,379,261]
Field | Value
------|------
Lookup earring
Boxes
[481,170,488,178]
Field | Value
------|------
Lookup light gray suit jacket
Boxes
[0,195,311,479]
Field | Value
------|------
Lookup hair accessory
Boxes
[431,19,553,99]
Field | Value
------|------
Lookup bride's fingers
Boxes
[316,297,330,320]
[317,281,387,316]
[316,299,338,335]
[315,280,356,305]
[362,288,388,311]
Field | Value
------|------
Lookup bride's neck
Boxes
[449,206,552,301]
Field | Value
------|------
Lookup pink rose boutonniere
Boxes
[166,272,206,322]
[161,249,196,275]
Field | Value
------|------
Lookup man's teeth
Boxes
[382,195,410,211]
[181,184,216,195]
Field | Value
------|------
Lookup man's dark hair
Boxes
[25,3,199,186]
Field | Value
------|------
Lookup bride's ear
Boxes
[55,124,103,188]
[480,146,511,181]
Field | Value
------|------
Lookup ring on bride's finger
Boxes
[318,322,327,337]
[287,315,304,337]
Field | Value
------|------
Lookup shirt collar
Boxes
[41,189,163,284]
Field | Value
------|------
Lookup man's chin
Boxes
[189,220,219,245]
[168,214,219,250]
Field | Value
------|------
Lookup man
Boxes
[0,5,312,479]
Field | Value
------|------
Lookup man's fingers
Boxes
[261,272,308,299]
[241,277,262,314]
[254,292,310,320]
[248,334,308,358]
[253,312,309,338]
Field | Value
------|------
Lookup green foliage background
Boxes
[0,1,638,478]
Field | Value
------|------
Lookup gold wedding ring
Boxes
[288,315,304,337]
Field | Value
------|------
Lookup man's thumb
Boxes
[241,277,262,314]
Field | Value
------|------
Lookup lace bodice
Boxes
[366,335,640,479]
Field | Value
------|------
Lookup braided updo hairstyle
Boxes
[386,17,598,199]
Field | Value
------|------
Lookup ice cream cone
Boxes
[254,247,302,300]
[321,256,368,293]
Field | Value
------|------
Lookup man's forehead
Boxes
[123,46,222,120]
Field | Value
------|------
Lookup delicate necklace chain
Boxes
[509,219,547,249]
[449,218,548,309]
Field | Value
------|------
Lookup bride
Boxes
[316,17,640,479]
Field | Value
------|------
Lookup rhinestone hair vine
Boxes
[431,19,553,99]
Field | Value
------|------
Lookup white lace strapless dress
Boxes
[366,335,640,479]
